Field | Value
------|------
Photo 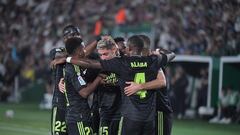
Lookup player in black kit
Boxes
[126,35,173,135]
[53,35,175,135]
[60,25,103,135]
[64,37,103,135]
[95,38,121,135]
[50,47,68,135]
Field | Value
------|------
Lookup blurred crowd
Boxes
[0,0,239,103]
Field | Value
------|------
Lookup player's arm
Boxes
[69,58,102,69]
[78,75,103,98]
[68,57,122,76]
[58,73,105,96]
[52,56,120,74]
[58,78,65,93]
[152,48,175,68]
[124,70,166,96]
[51,57,102,69]
[84,36,102,56]
[67,66,104,98]
[84,36,113,56]
[159,48,175,62]
[84,40,98,57]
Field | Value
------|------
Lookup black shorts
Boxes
[118,117,155,135]
[67,121,93,135]
[51,106,67,135]
[156,111,173,135]
[90,111,100,135]
[99,118,120,135]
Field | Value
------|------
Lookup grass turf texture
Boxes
[0,103,239,135]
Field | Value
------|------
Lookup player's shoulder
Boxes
[147,54,159,59]
[146,55,162,63]
[64,63,76,75]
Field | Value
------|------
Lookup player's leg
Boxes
[90,111,100,135]
[67,121,93,135]
[142,120,155,135]
[99,118,110,135]
[156,111,173,135]
[67,123,81,135]
[51,106,57,135]
[163,112,173,135]
[81,120,93,135]
[109,119,120,135]
[118,117,143,135]
[52,106,67,135]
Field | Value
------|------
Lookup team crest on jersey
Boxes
[78,75,86,85]
[105,73,118,85]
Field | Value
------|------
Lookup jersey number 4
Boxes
[134,73,147,99]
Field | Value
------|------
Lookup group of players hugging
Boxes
[50,24,175,135]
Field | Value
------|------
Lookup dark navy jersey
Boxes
[156,88,173,113]
[100,55,167,121]
[64,63,91,123]
[52,64,66,109]
[156,69,173,113]
[97,72,121,120]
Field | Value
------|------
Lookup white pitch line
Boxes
[0,125,49,135]
[0,122,48,131]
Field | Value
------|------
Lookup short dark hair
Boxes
[62,25,81,42]
[138,35,150,49]
[114,37,125,43]
[49,47,66,60]
[127,35,144,52]
[65,38,83,55]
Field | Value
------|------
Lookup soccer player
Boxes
[125,35,173,135]
[50,47,68,135]
[95,38,121,135]
[60,24,105,135]
[155,68,173,135]
[141,35,173,135]
[114,37,126,56]
[64,37,104,135]
[54,35,175,135]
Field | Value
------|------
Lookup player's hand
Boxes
[50,58,66,68]
[124,82,142,96]
[98,73,107,79]
[98,73,107,84]
[58,78,65,93]
[151,49,160,55]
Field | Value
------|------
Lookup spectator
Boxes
[171,66,189,119]
[209,86,239,124]
[1,0,239,102]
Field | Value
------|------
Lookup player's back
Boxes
[119,55,161,121]
[64,63,91,123]
[100,54,167,121]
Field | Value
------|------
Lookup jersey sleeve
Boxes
[156,54,168,68]
[99,57,122,75]
[150,55,168,71]
[85,68,100,83]
[66,67,86,93]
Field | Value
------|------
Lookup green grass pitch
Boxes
[0,103,239,135]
